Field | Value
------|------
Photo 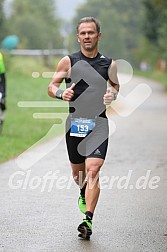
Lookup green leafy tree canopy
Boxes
[6,0,63,49]
[69,0,143,62]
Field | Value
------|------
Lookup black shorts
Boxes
[65,116,109,164]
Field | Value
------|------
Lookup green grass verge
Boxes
[134,69,167,91]
[0,56,68,163]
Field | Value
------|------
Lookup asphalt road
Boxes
[0,75,167,252]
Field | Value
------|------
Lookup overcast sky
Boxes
[4,0,85,20]
[56,0,85,20]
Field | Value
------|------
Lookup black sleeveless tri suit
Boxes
[65,51,112,164]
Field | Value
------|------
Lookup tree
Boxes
[69,0,143,63]
[143,0,163,45]
[0,0,6,41]
[143,0,167,61]
[6,0,63,49]
[158,9,167,60]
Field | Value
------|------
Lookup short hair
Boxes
[76,17,101,33]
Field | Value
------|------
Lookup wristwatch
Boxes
[56,89,64,100]
[112,92,118,100]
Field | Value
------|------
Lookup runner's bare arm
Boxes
[108,60,119,92]
[48,56,75,101]
[103,60,119,105]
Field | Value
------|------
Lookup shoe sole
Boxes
[78,224,92,239]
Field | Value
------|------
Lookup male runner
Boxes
[48,17,119,239]
[0,52,6,132]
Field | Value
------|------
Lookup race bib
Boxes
[70,118,96,137]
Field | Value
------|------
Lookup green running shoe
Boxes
[78,218,92,239]
[78,195,86,214]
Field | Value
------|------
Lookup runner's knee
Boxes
[86,163,102,179]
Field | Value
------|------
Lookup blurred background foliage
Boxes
[0,0,63,49]
[1,0,167,69]
[70,0,167,68]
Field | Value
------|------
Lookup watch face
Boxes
[56,90,63,99]
[114,93,117,100]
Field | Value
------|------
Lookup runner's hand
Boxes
[103,89,115,105]
[62,83,75,101]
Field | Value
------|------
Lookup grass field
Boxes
[134,69,167,91]
[0,56,68,163]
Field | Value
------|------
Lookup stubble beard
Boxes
[83,41,98,52]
